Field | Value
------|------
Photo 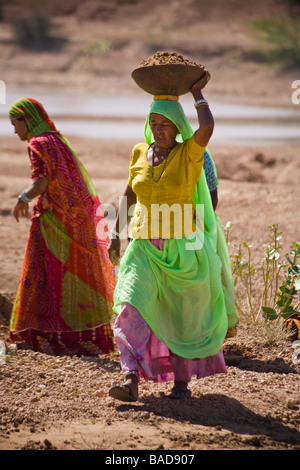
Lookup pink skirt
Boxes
[114,302,227,383]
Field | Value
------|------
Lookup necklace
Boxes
[151,144,175,183]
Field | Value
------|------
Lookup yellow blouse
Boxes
[128,136,205,239]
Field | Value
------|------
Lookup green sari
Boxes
[113,99,238,360]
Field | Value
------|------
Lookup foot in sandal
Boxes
[109,372,138,402]
[169,380,191,399]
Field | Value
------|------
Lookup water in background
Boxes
[1,87,299,146]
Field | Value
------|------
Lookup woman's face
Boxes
[149,113,178,148]
[11,117,29,141]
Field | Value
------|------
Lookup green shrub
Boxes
[84,39,112,57]
[226,223,300,335]
[251,17,300,67]
[11,13,63,50]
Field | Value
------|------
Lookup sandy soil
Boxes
[0,0,300,452]
[0,137,299,451]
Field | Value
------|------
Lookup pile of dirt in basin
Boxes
[139,51,202,67]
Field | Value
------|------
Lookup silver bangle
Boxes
[194,99,208,108]
[124,370,138,377]
[19,191,32,203]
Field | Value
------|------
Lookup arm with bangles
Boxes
[191,72,218,210]
[13,177,48,222]
[191,71,214,148]
[108,184,137,263]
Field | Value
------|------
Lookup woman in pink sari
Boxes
[9,97,115,356]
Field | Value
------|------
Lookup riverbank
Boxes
[2,87,299,148]
[0,0,299,105]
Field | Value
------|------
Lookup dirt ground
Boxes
[0,0,300,452]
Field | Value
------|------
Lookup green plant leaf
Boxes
[281,305,300,319]
[262,306,278,320]
[282,304,295,313]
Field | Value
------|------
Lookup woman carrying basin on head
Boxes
[108,65,238,401]
[9,97,115,355]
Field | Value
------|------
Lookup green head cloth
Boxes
[9,97,57,137]
[144,99,194,144]
[143,97,217,235]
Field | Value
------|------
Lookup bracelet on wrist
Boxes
[194,99,208,108]
[124,370,139,378]
[19,191,32,203]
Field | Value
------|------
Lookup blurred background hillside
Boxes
[0,0,299,102]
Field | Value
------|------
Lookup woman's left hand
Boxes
[13,199,30,223]
[108,237,121,265]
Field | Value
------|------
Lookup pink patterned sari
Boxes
[114,240,227,383]
[10,132,115,355]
